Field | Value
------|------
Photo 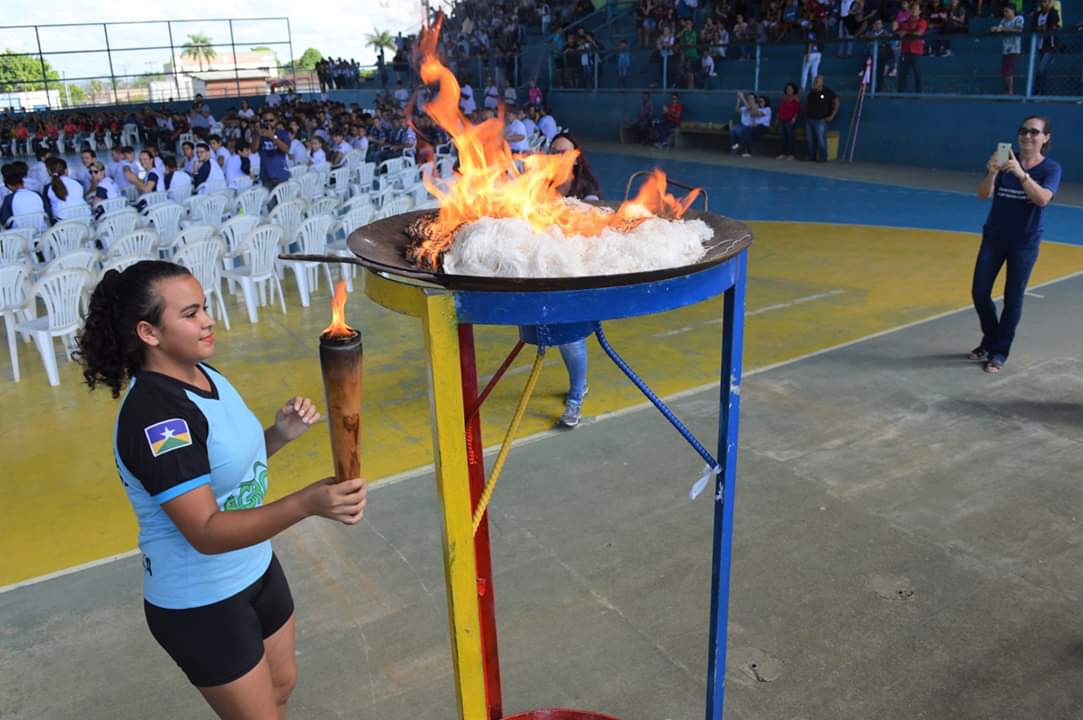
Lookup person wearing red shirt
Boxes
[897,4,927,93]
[655,92,683,147]
[777,82,801,159]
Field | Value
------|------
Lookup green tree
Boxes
[181,33,217,71]
[63,83,88,107]
[298,48,322,70]
[0,49,60,92]
[365,30,396,58]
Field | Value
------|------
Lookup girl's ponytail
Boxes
[46,157,68,201]
[75,261,191,398]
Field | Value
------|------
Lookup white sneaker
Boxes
[741,152,752,158]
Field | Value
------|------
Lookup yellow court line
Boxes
[4,223,1083,588]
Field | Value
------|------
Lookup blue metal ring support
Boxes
[593,322,720,472]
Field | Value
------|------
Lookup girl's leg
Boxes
[198,657,279,720]
[263,614,298,720]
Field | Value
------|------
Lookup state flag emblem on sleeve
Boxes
[144,418,193,458]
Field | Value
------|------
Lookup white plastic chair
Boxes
[328,204,374,292]
[42,221,91,261]
[326,167,351,198]
[268,180,301,209]
[352,162,376,195]
[17,269,89,386]
[374,195,412,220]
[0,231,29,264]
[139,190,169,211]
[268,201,306,252]
[55,203,93,223]
[146,203,185,257]
[121,185,139,204]
[306,196,341,218]
[184,194,227,228]
[0,264,33,382]
[99,254,147,278]
[96,197,128,215]
[7,212,49,232]
[288,164,309,179]
[298,172,325,202]
[222,225,286,324]
[235,186,269,217]
[168,180,192,203]
[341,193,374,215]
[175,224,216,250]
[217,215,261,256]
[107,229,158,259]
[96,210,141,250]
[44,249,99,275]
[175,239,231,331]
[280,215,336,308]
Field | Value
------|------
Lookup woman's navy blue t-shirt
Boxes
[984,157,1062,246]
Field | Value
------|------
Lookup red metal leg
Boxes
[458,324,504,720]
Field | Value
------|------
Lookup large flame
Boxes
[322,281,357,339]
[415,17,700,268]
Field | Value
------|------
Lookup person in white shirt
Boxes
[192,142,226,194]
[521,109,538,141]
[122,149,161,197]
[223,142,254,190]
[537,109,558,143]
[503,85,517,106]
[393,81,410,107]
[505,108,530,153]
[730,92,772,157]
[1,162,47,227]
[460,83,477,115]
[350,126,369,157]
[331,130,353,161]
[150,147,166,179]
[289,136,309,165]
[27,148,51,192]
[45,157,90,221]
[484,80,500,110]
[209,134,231,168]
[181,141,198,176]
[308,137,327,166]
[161,155,193,201]
[266,91,283,107]
[109,147,133,191]
[86,161,120,219]
[238,99,256,120]
[74,148,96,192]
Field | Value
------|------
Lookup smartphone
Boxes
[995,142,1012,166]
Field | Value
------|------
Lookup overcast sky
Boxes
[1,1,436,82]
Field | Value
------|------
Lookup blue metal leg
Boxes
[706,250,748,719]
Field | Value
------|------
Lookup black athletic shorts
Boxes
[144,553,294,687]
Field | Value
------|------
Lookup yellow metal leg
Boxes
[420,290,488,720]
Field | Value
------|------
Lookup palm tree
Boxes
[366,30,397,58]
[181,33,217,72]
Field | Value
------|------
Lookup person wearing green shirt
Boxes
[680,18,699,88]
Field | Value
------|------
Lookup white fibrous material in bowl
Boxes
[441,212,713,278]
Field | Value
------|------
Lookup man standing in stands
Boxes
[804,75,838,163]
[896,3,927,93]
[254,111,291,190]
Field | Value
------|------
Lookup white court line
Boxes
[5,269,1083,596]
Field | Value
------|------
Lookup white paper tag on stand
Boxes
[689,464,721,500]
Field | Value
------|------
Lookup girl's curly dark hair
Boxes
[75,261,191,398]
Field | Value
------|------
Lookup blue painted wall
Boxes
[547,90,1082,183]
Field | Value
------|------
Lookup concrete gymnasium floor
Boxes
[2,146,1083,719]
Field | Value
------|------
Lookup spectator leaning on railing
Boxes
[1032,0,1060,96]
[992,5,1025,96]
[897,4,927,93]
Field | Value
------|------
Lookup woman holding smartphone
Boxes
[970,116,1061,373]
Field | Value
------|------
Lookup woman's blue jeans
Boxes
[558,339,589,404]
[971,236,1040,361]
[780,120,797,156]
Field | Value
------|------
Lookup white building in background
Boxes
[0,89,62,112]
[149,75,207,102]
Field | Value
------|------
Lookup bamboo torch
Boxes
[319,281,362,483]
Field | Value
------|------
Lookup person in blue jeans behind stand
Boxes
[546,131,601,428]
[803,75,838,162]
[970,115,1061,374]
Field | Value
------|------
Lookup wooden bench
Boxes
[673,122,840,160]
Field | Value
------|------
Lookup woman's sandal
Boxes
[983,358,1003,374]
[967,347,989,362]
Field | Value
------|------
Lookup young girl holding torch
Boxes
[76,260,367,719]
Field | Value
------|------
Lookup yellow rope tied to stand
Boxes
[471,349,546,535]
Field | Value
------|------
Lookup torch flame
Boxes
[414,17,701,268]
[322,281,357,339]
